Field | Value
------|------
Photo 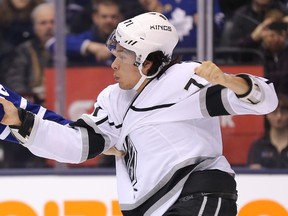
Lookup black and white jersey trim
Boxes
[131,103,175,112]
[92,106,102,116]
[205,85,229,116]
[69,119,105,159]
[108,121,122,129]
[199,85,232,117]
[121,163,200,216]
[93,106,122,129]
[95,116,108,125]
[120,157,229,215]
[96,116,122,129]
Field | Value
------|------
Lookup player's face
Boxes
[111,44,142,90]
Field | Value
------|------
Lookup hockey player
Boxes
[0,12,278,215]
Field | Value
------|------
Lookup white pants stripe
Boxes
[214,197,222,216]
[198,196,208,216]
[197,196,223,216]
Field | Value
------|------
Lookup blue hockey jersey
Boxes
[0,84,71,144]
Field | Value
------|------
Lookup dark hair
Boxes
[267,21,288,32]
[92,0,120,13]
[146,51,181,78]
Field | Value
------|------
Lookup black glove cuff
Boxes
[11,108,35,138]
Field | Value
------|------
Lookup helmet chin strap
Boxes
[132,64,149,91]
[132,62,166,91]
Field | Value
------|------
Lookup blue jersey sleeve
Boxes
[0,84,71,144]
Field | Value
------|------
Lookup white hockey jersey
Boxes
[19,61,278,215]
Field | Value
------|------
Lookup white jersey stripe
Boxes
[37,106,47,119]
[0,127,11,140]
[199,87,210,117]
[221,88,236,115]
[0,87,28,140]
[20,98,27,109]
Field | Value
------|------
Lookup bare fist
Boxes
[194,61,227,85]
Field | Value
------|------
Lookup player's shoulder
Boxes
[165,60,201,77]
[170,60,201,69]
[148,60,206,97]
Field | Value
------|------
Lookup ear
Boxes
[142,60,153,75]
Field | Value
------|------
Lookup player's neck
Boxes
[136,79,151,93]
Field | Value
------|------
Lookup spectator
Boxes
[138,0,225,60]
[117,0,146,19]
[0,0,44,48]
[0,32,14,85]
[65,0,145,34]
[219,0,250,20]
[261,21,288,89]
[65,0,93,34]
[46,0,123,66]
[229,0,288,49]
[5,2,54,105]
[0,2,55,169]
[248,89,288,169]
[0,32,14,169]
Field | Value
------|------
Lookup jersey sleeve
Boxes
[0,84,71,144]
[78,86,122,152]
[3,84,120,164]
[199,74,278,117]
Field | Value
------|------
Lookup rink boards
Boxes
[0,173,287,215]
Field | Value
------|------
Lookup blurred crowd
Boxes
[0,0,287,169]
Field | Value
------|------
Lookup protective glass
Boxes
[106,30,137,65]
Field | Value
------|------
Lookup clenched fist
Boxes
[194,61,250,95]
[194,61,227,85]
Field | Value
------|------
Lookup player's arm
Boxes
[0,97,108,163]
[195,61,250,96]
[194,61,278,116]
